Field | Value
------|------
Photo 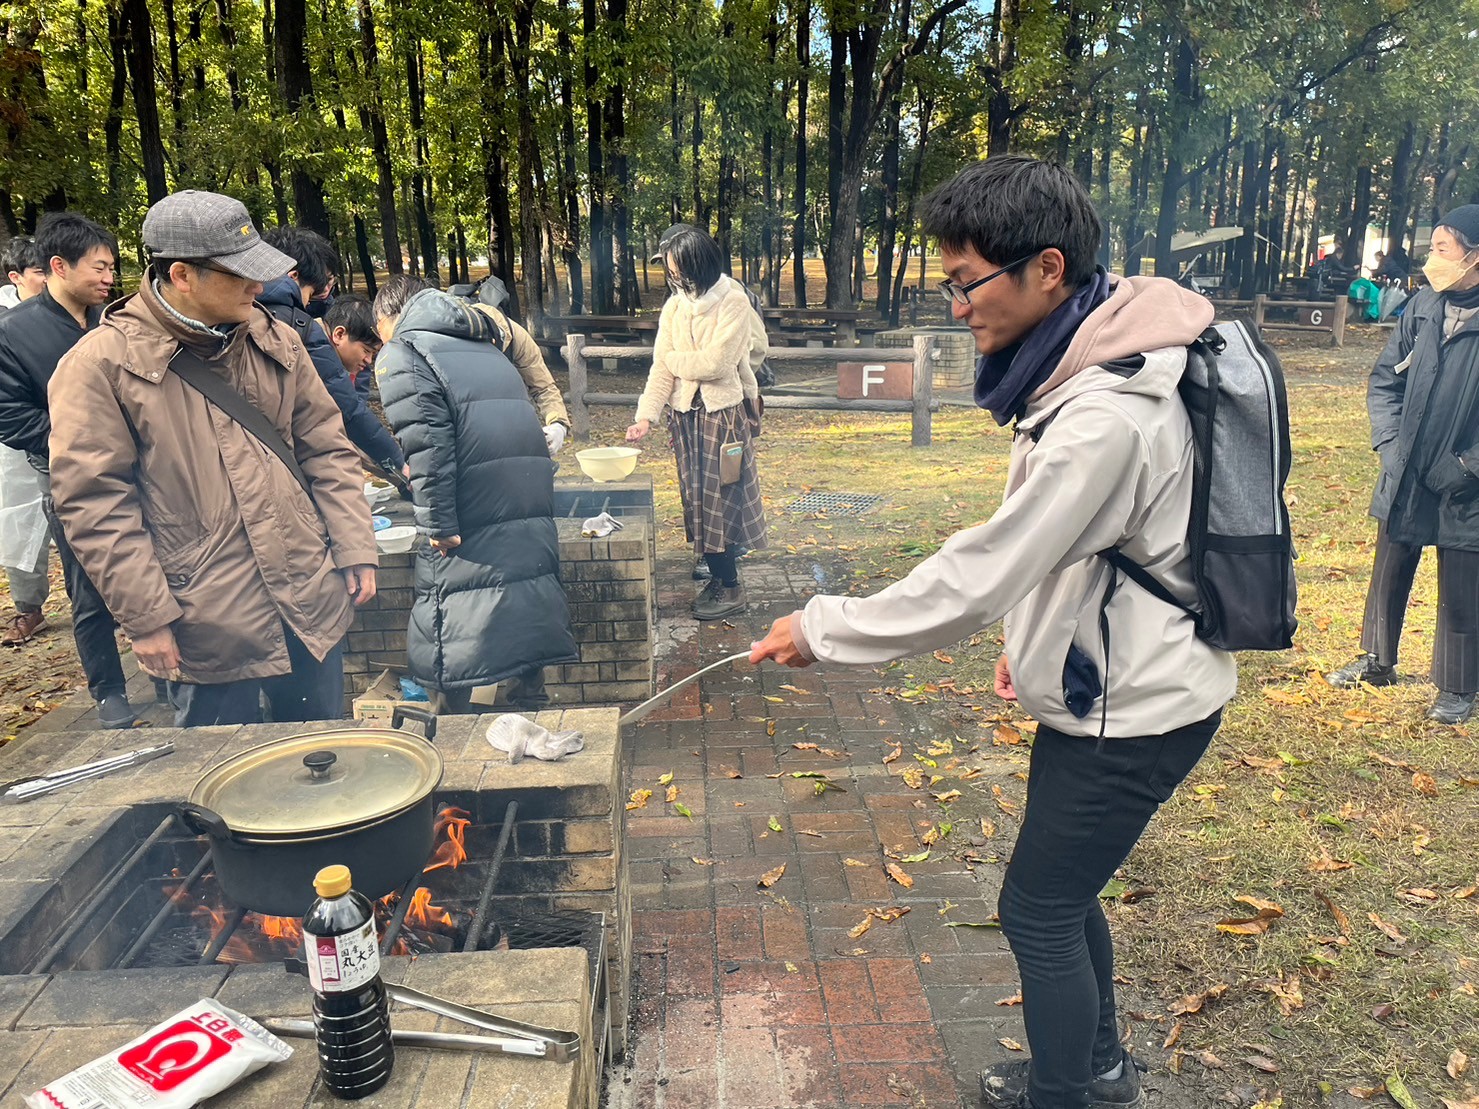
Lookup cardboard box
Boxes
[352,667,424,724]
[353,667,499,723]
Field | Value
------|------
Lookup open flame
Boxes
[424,807,471,872]
[405,887,453,928]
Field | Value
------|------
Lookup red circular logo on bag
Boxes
[119,1019,231,1091]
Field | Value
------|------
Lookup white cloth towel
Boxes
[581,511,624,538]
[486,714,585,763]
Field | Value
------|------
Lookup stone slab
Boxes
[18,966,230,1029]
[0,975,47,1031]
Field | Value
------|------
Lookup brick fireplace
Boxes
[0,707,628,1107]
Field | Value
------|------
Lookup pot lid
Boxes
[188,729,443,836]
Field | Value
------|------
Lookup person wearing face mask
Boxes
[626,227,766,620]
[1327,205,1479,723]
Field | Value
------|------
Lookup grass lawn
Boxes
[586,325,1478,1106]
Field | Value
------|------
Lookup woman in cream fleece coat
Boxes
[627,228,767,620]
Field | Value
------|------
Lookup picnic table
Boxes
[545,314,660,342]
[760,308,881,345]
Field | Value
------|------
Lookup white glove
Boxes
[543,423,567,456]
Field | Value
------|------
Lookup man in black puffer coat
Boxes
[373,277,577,712]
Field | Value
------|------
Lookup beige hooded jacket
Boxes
[794,276,1237,737]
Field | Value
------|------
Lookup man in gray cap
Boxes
[47,190,380,727]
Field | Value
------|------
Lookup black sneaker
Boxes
[980,1052,1146,1109]
[97,693,137,730]
[1427,691,1476,725]
[692,557,711,581]
[1326,653,1397,689]
[693,580,746,621]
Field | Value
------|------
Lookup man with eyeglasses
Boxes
[752,156,1235,1108]
[46,190,379,727]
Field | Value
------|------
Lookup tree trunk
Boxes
[512,5,545,324]
[162,0,186,175]
[606,0,636,311]
[985,0,1019,155]
[874,88,901,320]
[353,215,376,296]
[122,0,169,202]
[1234,137,1258,298]
[104,2,129,218]
[792,0,809,306]
[584,0,611,312]
[356,0,401,274]
[1151,36,1197,279]
[1385,120,1416,252]
[274,0,331,234]
[1343,160,1372,268]
[557,3,583,313]
[404,41,438,280]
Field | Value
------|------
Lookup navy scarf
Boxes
[975,268,1113,426]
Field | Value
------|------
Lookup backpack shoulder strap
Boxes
[264,301,314,343]
[1099,548,1201,626]
[169,346,314,499]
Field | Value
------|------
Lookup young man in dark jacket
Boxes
[258,227,406,478]
[373,276,577,713]
[0,212,137,728]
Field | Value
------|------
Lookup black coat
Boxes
[0,290,101,470]
[258,278,405,471]
[1368,289,1479,550]
[377,289,577,690]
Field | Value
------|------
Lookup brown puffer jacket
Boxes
[48,274,378,684]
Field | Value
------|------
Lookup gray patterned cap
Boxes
[141,190,295,282]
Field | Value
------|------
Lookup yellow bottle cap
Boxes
[314,864,352,898]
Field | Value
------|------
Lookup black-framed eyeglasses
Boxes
[938,250,1043,306]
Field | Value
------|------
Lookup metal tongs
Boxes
[266,979,580,1061]
[1,742,175,804]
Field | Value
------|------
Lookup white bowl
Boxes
[364,480,394,507]
[375,526,417,554]
[576,446,641,482]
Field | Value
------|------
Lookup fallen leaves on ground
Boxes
[843,857,868,868]
[691,856,714,865]
[1242,1054,1279,1073]
[995,991,1022,1007]
[998,1037,1023,1052]
[658,771,674,785]
[1368,912,1408,944]
[674,802,693,819]
[664,784,679,803]
[883,743,901,764]
[1412,771,1440,796]
[757,864,786,888]
[1255,973,1304,1016]
[1216,896,1286,935]
[847,905,911,938]
[1449,1048,1470,1079]
[1385,1073,1420,1109]
[626,789,652,811]
[1163,1021,1183,1048]
[768,815,783,832]
[1168,983,1228,1016]
[885,862,914,889]
[1317,891,1352,936]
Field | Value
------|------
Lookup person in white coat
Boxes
[627,227,766,620]
[0,236,51,646]
[751,156,1236,1109]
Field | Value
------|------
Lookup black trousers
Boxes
[168,628,345,727]
[997,710,1221,1108]
[41,494,126,702]
[431,668,549,715]
[1360,522,1479,694]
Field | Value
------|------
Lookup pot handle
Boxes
[392,704,438,742]
[178,803,232,840]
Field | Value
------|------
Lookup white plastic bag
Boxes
[486,714,584,763]
[25,999,291,1109]
[0,445,46,571]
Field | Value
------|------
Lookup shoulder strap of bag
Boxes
[168,347,314,499]
[1099,547,1200,627]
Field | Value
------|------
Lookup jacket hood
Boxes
[258,275,304,309]
[1030,276,1214,401]
[395,288,497,346]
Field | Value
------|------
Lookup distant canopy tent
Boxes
[1130,227,1275,280]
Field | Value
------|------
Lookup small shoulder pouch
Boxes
[719,441,744,486]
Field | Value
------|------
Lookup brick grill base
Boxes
[878,326,978,389]
[343,516,655,710]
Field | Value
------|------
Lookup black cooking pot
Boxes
[178,706,442,918]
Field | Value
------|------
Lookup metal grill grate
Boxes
[784,491,882,516]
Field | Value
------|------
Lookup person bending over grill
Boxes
[373,277,577,714]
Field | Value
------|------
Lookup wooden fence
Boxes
[1210,294,1351,346]
[564,333,939,446]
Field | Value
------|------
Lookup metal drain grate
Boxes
[784,492,882,516]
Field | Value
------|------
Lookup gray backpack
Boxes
[1102,320,1298,652]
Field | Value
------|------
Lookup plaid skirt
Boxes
[669,400,768,555]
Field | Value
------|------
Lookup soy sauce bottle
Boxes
[303,865,394,1099]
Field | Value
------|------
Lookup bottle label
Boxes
[305,919,381,993]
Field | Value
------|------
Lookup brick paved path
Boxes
[608,556,1031,1109]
